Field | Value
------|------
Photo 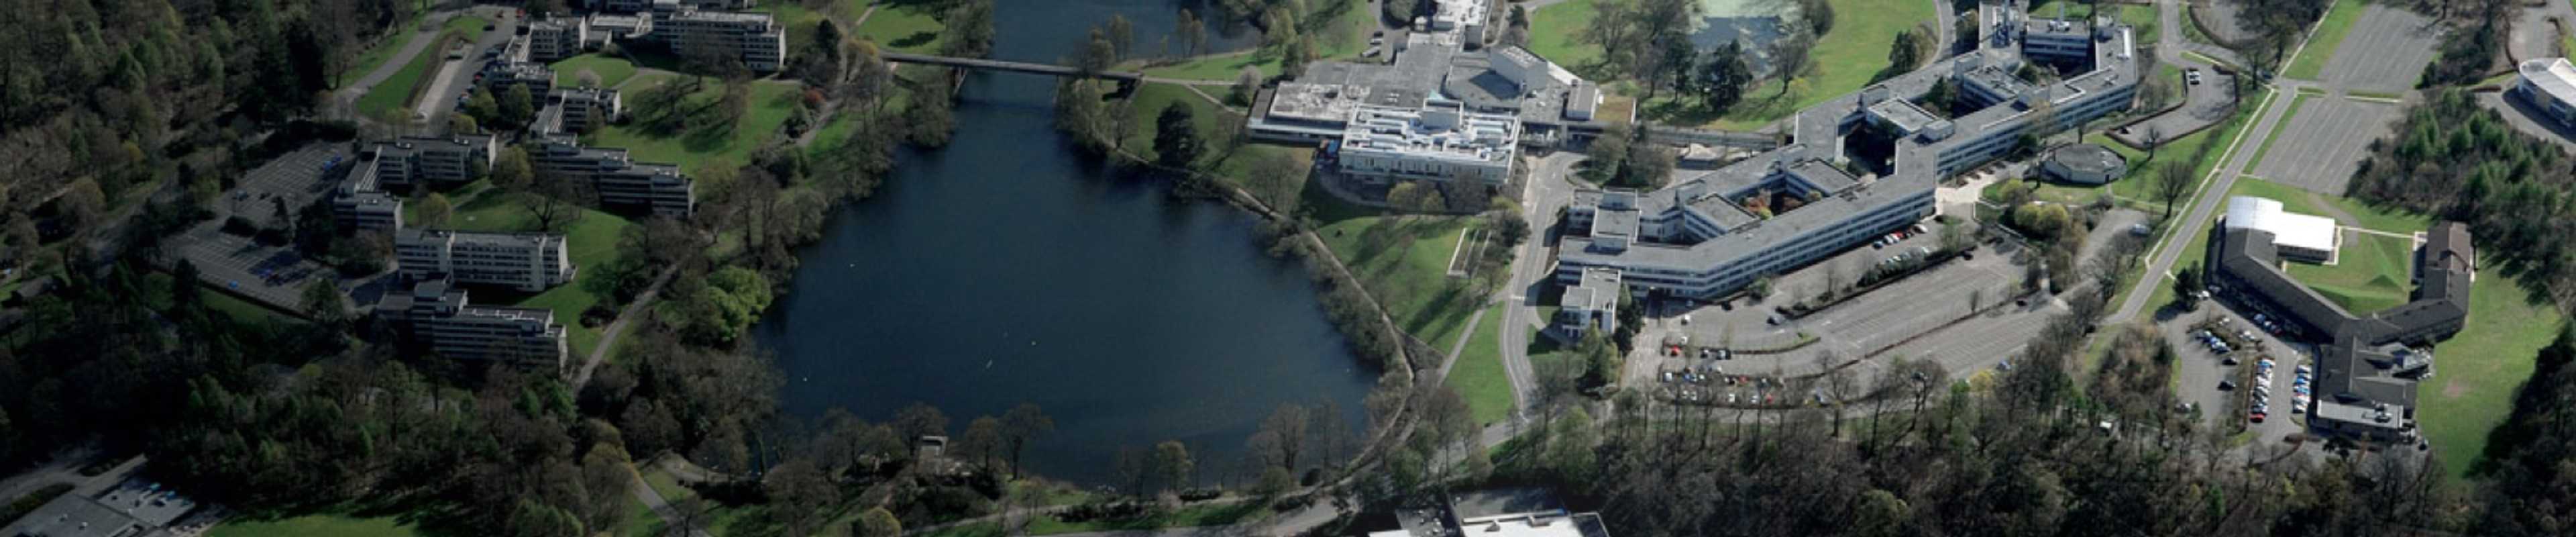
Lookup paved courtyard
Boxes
[2249,96,2400,195]
[2316,6,2443,94]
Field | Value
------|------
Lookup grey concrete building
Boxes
[0,479,200,537]
[364,136,497,191]
[1556,267,1623,336]
[648,7,788,72]
[528,15,589,62]
[528,134,696,217]
[331,160,405,232]
[378,278,570,367]
[395,228,576,292]
[482,59,557,99]
[531,87,624,136]
[1550,3,2141,299]
[2208,215,2475,444]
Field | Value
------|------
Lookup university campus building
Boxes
[527,133,698,217]
[2512,57,2576,128]
[1551,5,2143,300]
[377,278,571,367]
[394,228,578,293]
[1246,0,1619,183]
[2208,197,2475,445]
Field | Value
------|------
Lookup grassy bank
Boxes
[1318,216,1485,352]
[2284,230,2414,313]
[2282,0,2367,80]
[2420,268,2566,482]
[1447,301,1515,424]
[584,76,804,176]
[551,54,640,89]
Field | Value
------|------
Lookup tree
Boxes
[1699,42,1753,111]
[1386,181,1430,211]
[1581,126,1631,183]
[500,84,535,128]
[1154,101,1203,168]
[936,0,998,58]
[1105,15,1135,62]
[1251,404,1311,471]
[447,113,478,134]
[956,416,1004,469]
[856,507,902,537]
[2174,264,2204,308]
[2155,160,2194,219]
[417,193,453,228]
[764,458,839,536]
[301,279,345,328]
[1074,28,1118,75]
[906,77,955,147]
[1770,28,1816,97]
[1176,9,1208,57]
[494,148,536,192]
[1889,28,1925,73]
[1000,403,1054,479]
[1151,440,1194,495]
[894,403,949,448]
[1384,0,1419,23]
[466,87,501,124]
[1800,0,1835,35]
[1231,66,1263,106]
[1244,152,1303,209]
[524,173,583,233]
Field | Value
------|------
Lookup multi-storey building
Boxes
[377,278,570,367]
[589,13,654,43]
[364,136,496,191]
[2512,58,2576,128]
[331,161,405,232]
[527,15,589,62]
[395,228,577,292]
[528,134,696,217]
[1337,104,1520,184]
[531,87,624,135]
[483,60,556,97]
[648,7,788,72]
[1550,4,2140,299]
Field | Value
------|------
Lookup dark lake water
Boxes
[757,0,1373,485]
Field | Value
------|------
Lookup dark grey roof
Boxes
[2047,143,2125,175]
[2212,219,2477,428]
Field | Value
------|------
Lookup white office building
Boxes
[378,278,570,367]
[1557,267,1623,336]
[1338,104,1520,184]
[649,7,788,72]
[529,134,696,217]
[2222,196,2341,263]
[396,228,577,292]
[2514,58,2576,128]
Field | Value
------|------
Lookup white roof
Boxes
[1456,514,1589,537]
[2223,196,2339,255]
[2521,58,2576,105]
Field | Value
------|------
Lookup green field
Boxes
[1140,3,1375,81]
[584,77,804,176]
[2283,0,2367,80]
[1654,0,1937,129]
[209,514,425,537]
[2420,268,2567,482]
[854,2,945,53]
[418,182,638,359]
[1318,216,1485,353]
[1446,302,1515,424]
[552,54,641,89]
[754,0,862,51]
[2284,231,2415,314]
[2246,94,2314,170]
[1526,0,1603,71]
[339,32,423,88]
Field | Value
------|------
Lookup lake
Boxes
[757,0,1374,486]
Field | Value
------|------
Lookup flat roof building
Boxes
[531,87,623,136]
[528,134,696,217]
[2222,196,2339,262]
[1557,267,1623,336]
[2512,58,2576,128]
[378,278,570,367]
[1338,104,1520,184]
[2209,214,2475,444]
[0,478,200,537]
[1552,1,2141,299]
[396,228,576,292]
[364,136,496,191]
[527,15,588,62]
[2041,143,2127,185]
[649,7,788,72]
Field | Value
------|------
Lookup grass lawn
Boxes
[339,31,422,88]
[2224,175,2430,233]
[419,182,637,358]
[625,496,667,537]
[2284,230,2414,313]
[855,2,945,53]
[2246,93,2313,170]
[1139,2,1374,81]
[755,0,862,51]
[551,54,640,89]
[357,33,457,120]
[2283,0,2367,80]
[2419,268,2566,482]
[584,77,804,176]
[1526,0,1603,70]
[1446,301,1515,425]
[1644,0,1937,130]
[1318,215,1485,352]
[208,514,425,537]
[206,286,298,326]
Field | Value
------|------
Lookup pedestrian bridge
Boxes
[883,52,1144,82]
